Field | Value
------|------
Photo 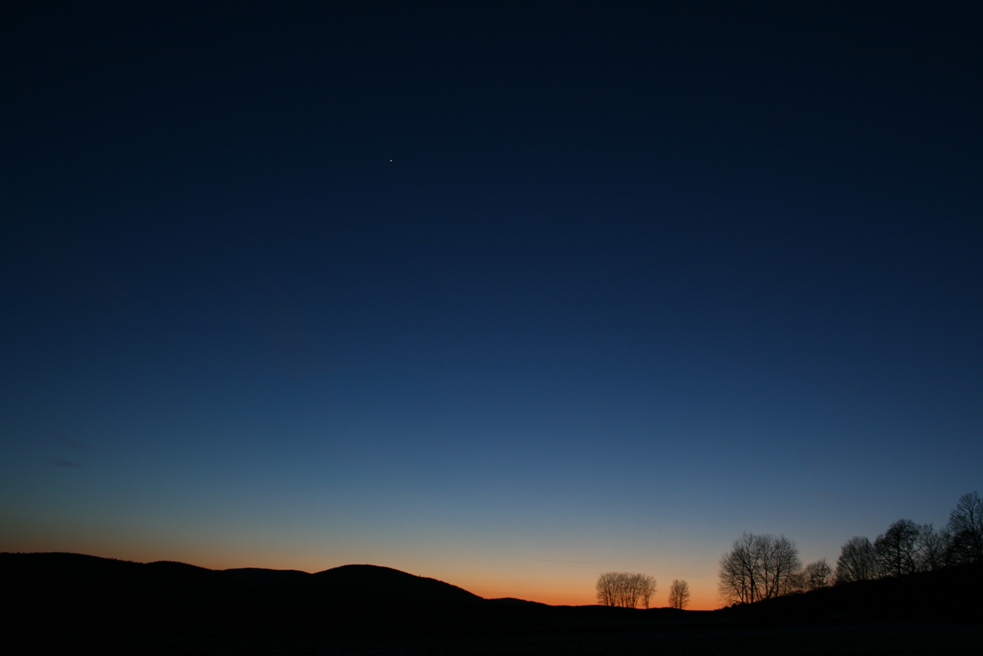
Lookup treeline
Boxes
[835,491,982,583]
[719,491,982,605]
[595,571,656,608]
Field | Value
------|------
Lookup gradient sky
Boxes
[2,1,981,609]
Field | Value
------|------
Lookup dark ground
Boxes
[9,617,983,655]
[3,553,982,654]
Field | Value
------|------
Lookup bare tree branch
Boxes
[595,572,656,609]
[835,536,877,584]
[668,579,690,609]
[719,532,802,605]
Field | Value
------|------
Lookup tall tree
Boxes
[596,572,620,607]
[835,536,877,584]
[667,579,690,609]
[916,524,952,572]
[635,573,656,609]
[874,519,921,577]
[946,491,983,565]
[718,532,802,604]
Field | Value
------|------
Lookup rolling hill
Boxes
[2,552,981,654]
[0,552,482,633]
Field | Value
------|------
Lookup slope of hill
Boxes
[313,564,482,606]
[3,552,981,654]
[0,552,483,633]
[721,563,983,626]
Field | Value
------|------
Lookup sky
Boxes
[1,1,981,609]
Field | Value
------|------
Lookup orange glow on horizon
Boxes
[463,579,720,611]
[2,528,724,610]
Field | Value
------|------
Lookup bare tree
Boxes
[946,491,983,565]
[667,579,690,609]
[916,523,952,572]
[718,532,802,604]
[874,519,921,577]
[835,536,877,584]
[636,573,656,609]
[719,532,761,604]
[596,572,656,609]
[803,558,833,590]
[596,572,620,607]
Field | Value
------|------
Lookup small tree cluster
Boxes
[595,571,656,608]
[718,532,802,605]
[667,579,690,609]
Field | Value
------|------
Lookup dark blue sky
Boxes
[2,1,981,607]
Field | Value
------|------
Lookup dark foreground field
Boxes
[9,614,983,655]
[3,553,981,655]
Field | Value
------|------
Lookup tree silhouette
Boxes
[835,536,877,584]
[595,572,656,608]
[874,519,921,577]
[667,579,690,609]
[916,523,952,571]
[946,491,983,565]
[718,532,801,604]
[803,558,833,590]
[596,572,618,607]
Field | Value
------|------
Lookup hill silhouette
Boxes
[722,563,983,626]
[0,552,482,636]
[312,563,482,606]
[5,552,982,626]
[3,552,981,654]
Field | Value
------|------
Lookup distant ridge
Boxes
[313,563,482,605]
[4,552,981,629]
[3,552,982,654]
[0,551,484,632]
